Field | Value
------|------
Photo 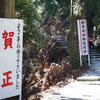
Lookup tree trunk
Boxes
[67,0,83,69]
[5,0,15,18]
[0,0,15,18]
[0,0,6,17]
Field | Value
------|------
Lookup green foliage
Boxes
[39,0,70,19]
[84,0,100,34]
[73,0,84,16]
[15,0,44,49]
[44,1,58,16]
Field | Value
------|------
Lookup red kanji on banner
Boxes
[2,30,14,49]
[1,71,13,88]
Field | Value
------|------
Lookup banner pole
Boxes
[19,95,21,100]
[88,54,90,66]
[80,55,82,66]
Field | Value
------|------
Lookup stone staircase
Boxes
[52,35,68,51]
[90,49,100,64]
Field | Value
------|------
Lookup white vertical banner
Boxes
[77,19,90,66]
[77,19,89,55]
[0,18,23,100]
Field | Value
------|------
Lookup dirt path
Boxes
[38,49,100,100]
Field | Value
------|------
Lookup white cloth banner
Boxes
[0,18,23,99]
[77,19,89,56]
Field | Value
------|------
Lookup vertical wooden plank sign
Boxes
[0,18,23,100]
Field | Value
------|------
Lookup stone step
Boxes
[91,57,100,59]
[61,47,68,50]
[90,51,100,54]
[90,56,100,58]
[60,44,68,46]
[91,57,100,60]
[56,38,66,41]
[77,76,100,81]
[91,59,100,62]
[58,41,68,43]
[90,50,100,53]
[90,55,100,57]
[90,53,100,56]
[91,60,100,63]
[90,49,99,51]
